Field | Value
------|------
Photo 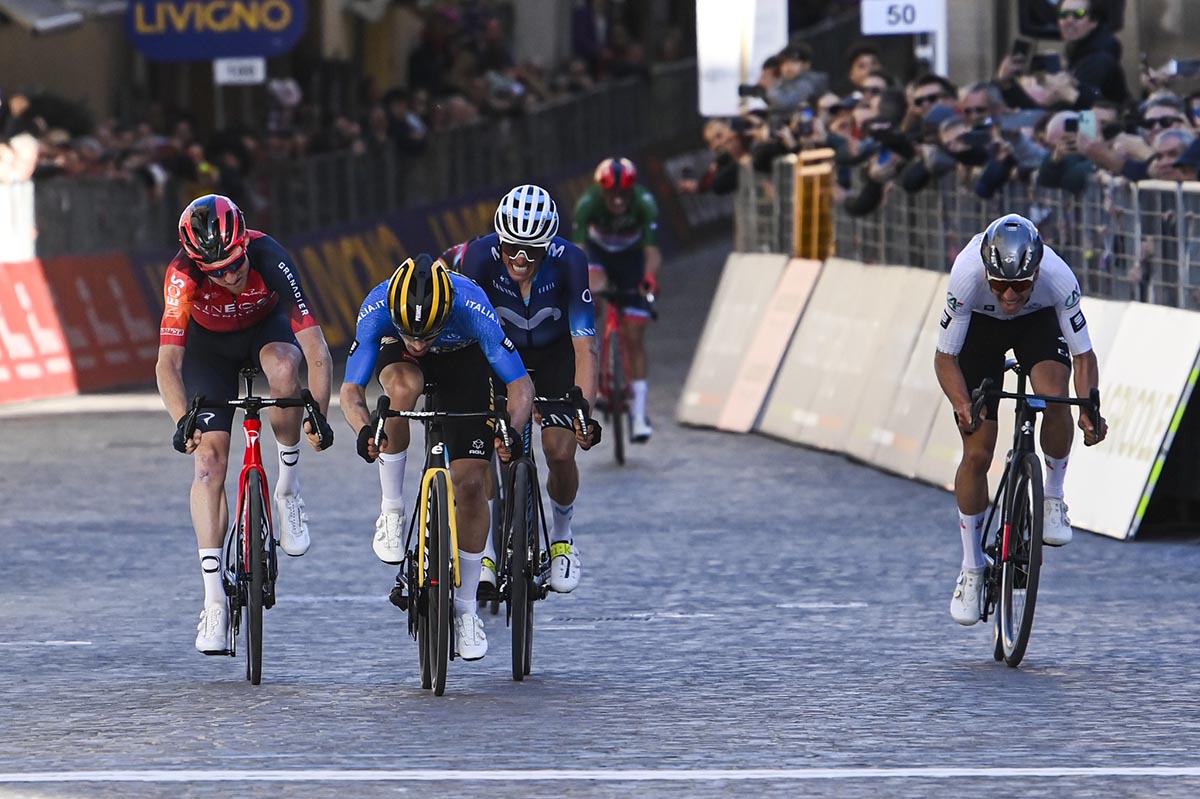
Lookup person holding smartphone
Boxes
[1037,111,1096,194]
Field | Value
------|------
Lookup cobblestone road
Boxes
[1,242,1197,798]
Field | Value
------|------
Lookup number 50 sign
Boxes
[861,0,943,34]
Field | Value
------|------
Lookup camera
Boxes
[737,83,767,99]
[1029,53,1062,74]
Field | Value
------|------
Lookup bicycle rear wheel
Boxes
[507,460,538,680]
[428,472,454,696]
[245,471,266,685]
[608,328,626,466]
[999,452,1044,667]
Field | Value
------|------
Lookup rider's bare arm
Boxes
[506,373,534,434]
[295,326,333,415]
[572,335,599,410]
[934,350,977,431]
[156,344,189,422]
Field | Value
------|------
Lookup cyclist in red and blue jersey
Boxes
[156,194,334,655]
[458,184,602,598]
[573,157,661,442]
[339,254,533,662]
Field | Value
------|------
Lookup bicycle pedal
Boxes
[200,648,232,657]
[389,583,409,610]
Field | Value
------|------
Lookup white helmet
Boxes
[494,184,559,247]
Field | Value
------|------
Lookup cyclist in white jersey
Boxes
[934,213,1108,626]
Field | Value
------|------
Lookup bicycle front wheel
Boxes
[507,460,537,681]
[427,472,454,696]
[999,452,1044,667]
[245,471,266,685]
[608,328,626,466]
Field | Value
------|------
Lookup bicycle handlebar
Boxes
[183,390,333,449]
[372,395,514,452]
[531,385,592,441]
[967,378,1102,437]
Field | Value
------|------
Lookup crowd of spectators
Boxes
[0,0,686,211]
[682,0,1200,223]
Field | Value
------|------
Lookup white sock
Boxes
[958,510,987,571]
[483,506,497,564]
[455,549,483,617]
[1044,455,1068,499]
[199,548,224,605]
[378,451,407,512]
[551,500,574,544]
[631,379,649,422]
[275,440,301,497]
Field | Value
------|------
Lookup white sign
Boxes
[861,0,941,34]
[695,0,787,117]
[213,58,267,86]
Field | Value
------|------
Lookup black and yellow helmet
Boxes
[387,253,455,340]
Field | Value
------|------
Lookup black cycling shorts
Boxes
[376,340,495,461]
[182,309,298,433]
[585,243,653,318]
[520,335,578,430]
[957,308,1071,419]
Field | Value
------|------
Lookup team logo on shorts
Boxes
[470,438,486,455]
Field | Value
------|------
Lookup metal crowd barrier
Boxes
[737,160,1200,311]
[734,151,835,260]
[30,61,700,258]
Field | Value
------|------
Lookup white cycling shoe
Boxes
[276,493,310,556]
[1043,498,1073,546]
[949,567,985,626]
[455,613,488,661]
[195,602,229,654]
[547,541,581,593]
[373,509,405,564]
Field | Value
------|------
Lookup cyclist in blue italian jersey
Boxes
[339,254,533,661]
[458,184,602,598]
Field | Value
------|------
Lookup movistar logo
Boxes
[496,306,561,330]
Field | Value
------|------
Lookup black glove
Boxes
[305,412,335,451]
[579,417,603,450]
[173,416,192,453]
[357,424,378,463]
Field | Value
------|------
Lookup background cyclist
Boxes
[156,194,334,655]
[458,184,603,599]
[573,156,661,442]
[339,254,533,662]
[934,213,1108,627]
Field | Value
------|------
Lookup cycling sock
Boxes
[958,511,987,571]
[482,507,497,563]
[631,379,649,422]
[455,549,483,617]
[275,440,301,497]
[550,500,574,544]
[199,548,224,605]
[1044,455,1068,499]
[378,451,407,512]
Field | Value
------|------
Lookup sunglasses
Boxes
[963,105,989,115]
[914,93,943,106]
[862,86,885,96]
[203,256,246,279]
[988,277,1036,294]
[500,242,547,262]
[1058,8,1088,19]
[1145,116,1182,129]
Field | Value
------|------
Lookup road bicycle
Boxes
[180,367,331,685]
[967,359,1100,667]
[494,386,591,680]
[375,386,497,696]
[596,287,656,466]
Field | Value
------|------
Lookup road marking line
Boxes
[0,641,93,647]
[775,602,869,609]
[1,767,1199,783]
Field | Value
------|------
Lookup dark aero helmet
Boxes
[387,253,455,340]
[178,194,248,270]
[980,213,1044,281]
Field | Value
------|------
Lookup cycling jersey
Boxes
[160,231,318,346]
[344,271,526,386]
[572,184,660,253]
[457,233,596,350]
[936,233,1093,357]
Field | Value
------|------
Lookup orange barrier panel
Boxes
[0,259,76,403]
[40,254,160,392]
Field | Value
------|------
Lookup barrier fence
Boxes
[735,160,1200,312]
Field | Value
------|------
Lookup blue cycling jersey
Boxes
[458,233,596,350]
[344,271,527,386]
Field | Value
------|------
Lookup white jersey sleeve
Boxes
[935,235,987,356]
[1039,246,1093,356]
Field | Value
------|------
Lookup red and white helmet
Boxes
[594,157,637,191]
[178,194,248,270]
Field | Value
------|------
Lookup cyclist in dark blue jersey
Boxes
[339,253,533,661]
[457,184,601,597]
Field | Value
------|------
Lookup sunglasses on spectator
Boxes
[962,106,989,115]
[914,93,944,106]
[500,242,548,262]
[862,86,885,96]
[203,256,247,279]
[1058,8,1088,20]
[988,277,1035,294]
[1145,116,1182,129]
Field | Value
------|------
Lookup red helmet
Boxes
[178,194,248,270]
[594,157,637,191]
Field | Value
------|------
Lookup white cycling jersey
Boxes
[935,232,1094,357]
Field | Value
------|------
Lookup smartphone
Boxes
[1167,58,1200,78]
[877,148,891,165]
[1011,39,1032,59]
[1077,110,1097,138]
[1064,117,1079,133]
[1030,53,1062,74]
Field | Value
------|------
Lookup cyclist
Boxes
[339,253,533,661]
[935,213,1108,626]
[156,194,334,654]
[458,184,602,598]
[573,156,661,442]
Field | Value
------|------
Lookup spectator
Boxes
[573,0,612,77]
[0,90,40,182]
[845,42,883,93]
[1011,0,1129,110]
[842,87,910,215]
[1147,128,1195,181]
[1038,111,1095,194]
[766,43,829,111]
[903,75,957,139]
[678,118,748,196]
[383,88,428,154]
[1172,137,1200,181]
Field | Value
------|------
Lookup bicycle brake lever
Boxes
[373,396,391,448]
